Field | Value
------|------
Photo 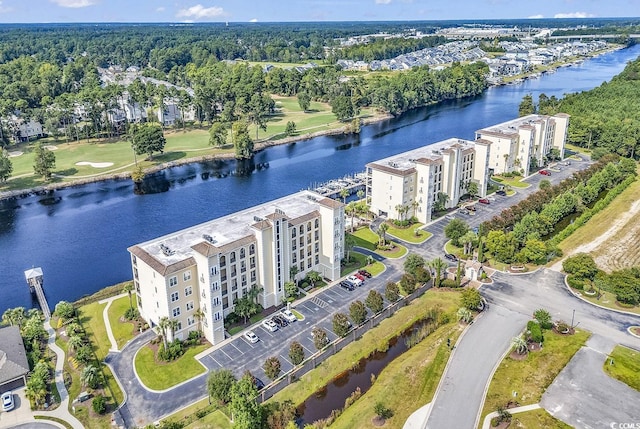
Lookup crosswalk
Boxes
[310,296,329,308]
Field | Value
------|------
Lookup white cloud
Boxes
[554,11,595,18]
[249,18,258,22]
[176,4,225,20]
[375,0,392,4]
[50,0,97,7]
[528,14,544,19]
[156,6,165,13]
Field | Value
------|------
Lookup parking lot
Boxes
[200,262,400,383]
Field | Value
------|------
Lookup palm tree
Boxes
[503,153,510,172]
[340,188,349,204]
[512,335,528,355]
[345,234,356,261]
[307,271,322,288]
[346,202,358,232]
[395,204,403,221]
[193,308,205,335]
[25,383,47,408]
[81,365,100,388]
[378,223,388,246]
[158,316,170,349]
[289,266,299,283]
[2,307,26,327]
[457,307,473,323]
[356,189,365,201]
[411,199,419,218]
[123,283,134,311]
[429,258,448,288]
[67,334,84,353]
[168,319,179,340]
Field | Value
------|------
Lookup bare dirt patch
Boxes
[7,151,23,157]
[43,145,59,150]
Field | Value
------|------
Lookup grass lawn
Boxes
[479,329,590,425]
[348,228,407,259]
[508,409,572,428]
[107,294,140,349]
[330,323,462,429]
[491,175,530,188]
[565,142,591,155]
[444,240,463,257]
[571,288,640,315]
[341,251,385,277]
[604,345,640,391]
[135,343,209,390]
[291,309,304,320]
[269,289,461,406]
[78,301,111,361]
[184,410,232,429]
[386,223,432,244]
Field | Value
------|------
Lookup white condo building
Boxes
[366,138,491,223]
[128,191,344,345]
[475,113,569,175]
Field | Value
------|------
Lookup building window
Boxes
[307,222,312,232]
[213,296,220,306]
[172,307,181,317]
[214,312,221,321]
[133,267,138,280]
[212,282,219,291]
[187,316,195,326]
[230,251,236,263]
[171,292,179,302]
[315,255,319,264]
[186,301,194,311]
[183,271,191,282]
[210,266,218,275]
[176,321,182,331]
[291,228,296,237]
[223,297,229,309]
[307,259,312,269]
[169,276,178,287]
[185,286,193,296]
[315,219,319,228]
[249,244,255,255]
[299,225,304,234]
[132,255,137,265]
[240,248,245,259]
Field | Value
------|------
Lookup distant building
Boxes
[366,138,490,223]
[128,191,344,345]
[10,118,45,143]
[475,113,569,175]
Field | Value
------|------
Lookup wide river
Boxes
[2,45,639,314]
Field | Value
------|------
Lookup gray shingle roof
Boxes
[0,326,29,385]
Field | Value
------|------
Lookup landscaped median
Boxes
[348,227,408,259]
[385,222,432,244]
[134,342,209,391]
[603,345,640,391]
[478,326,590,428]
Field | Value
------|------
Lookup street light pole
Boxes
[571,309,575,329]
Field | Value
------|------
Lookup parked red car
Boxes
[539,170,551,176]
[479,198,490,204]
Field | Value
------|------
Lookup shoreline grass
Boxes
[268,289,461,407]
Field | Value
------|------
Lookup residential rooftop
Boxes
[475,113,567,137]
[367,138,477,173]
[130,190,339,266]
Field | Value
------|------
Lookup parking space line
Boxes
[208,355,223,368]
[257,326,275,337]
[220,349,234,360]
[232,342,248,352]
[301,343,314,354]
[280,354,293,367]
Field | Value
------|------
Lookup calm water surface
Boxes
[1,45,639,313]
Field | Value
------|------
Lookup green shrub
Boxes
[158,339,185,361]
[440,279,459,288]
[124,307,139,320]
[92,395,106,414]
[374,402,394,419]
[527,320,543,343]
[567,275,585,290]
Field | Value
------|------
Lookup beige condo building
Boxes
[475,113,569,175]
[128,191,344,345]
[366,138,491,223]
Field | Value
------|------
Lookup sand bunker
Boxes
[43,145,59,150]
[75,161,115,168]
[7,151,23,157]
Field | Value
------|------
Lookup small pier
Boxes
[309,172,367,199]
[25,267,51,320]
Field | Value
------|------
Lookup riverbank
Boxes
[0,113,392,202]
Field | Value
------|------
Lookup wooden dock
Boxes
[24,267,51,320]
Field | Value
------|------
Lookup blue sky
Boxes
[0,0,638,23]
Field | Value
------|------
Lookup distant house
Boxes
[10,118,45,143]
[0,326,29,391]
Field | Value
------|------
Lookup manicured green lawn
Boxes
[445,240,463,257]
[291,309,304,320]
[184,410,232,429]
[386,223,432,244]
[78,301,111,361]
[349,228,407,259]
[491,175,530,188]
[480,329,590,424]
[269,289,461,406]
[571,288,640,315]
[106,294,139,349]
[509,409,572,428]
[331,323,461,429]
[341,251,385,277]
[604,345,640,391]
[135,343,209,390]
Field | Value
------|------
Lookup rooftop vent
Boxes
[306,195,318,202]
[253,216,263,222]
[275,208,285,215]
[202,234,216,244]
[160,243,174,256]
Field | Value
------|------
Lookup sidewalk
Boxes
[481,404,541,429]
[99,292,128,352]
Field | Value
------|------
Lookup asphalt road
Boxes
[541,335,640,428]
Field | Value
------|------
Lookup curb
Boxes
[481,403,542,429]
[563,275,640,318]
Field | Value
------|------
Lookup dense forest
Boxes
[519,56,640,160]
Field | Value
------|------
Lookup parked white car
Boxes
[347,275,363,286]
[1,391,14,412]
[261,319,278,332]
[280,309,297,323]
[244,331,259,343]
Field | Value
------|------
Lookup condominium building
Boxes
[366,138,490,223]
[128,191,344,345]
[475,113,569,175]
